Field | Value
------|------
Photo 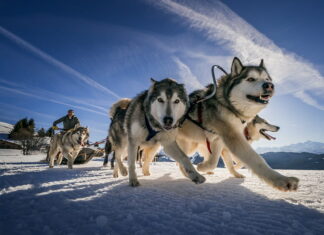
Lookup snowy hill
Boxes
[0,150,324,234]
[0,121,13,134]
[256,141,324,154]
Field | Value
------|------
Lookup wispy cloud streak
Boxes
[0,26,120,99]
[0,78,107,113]
[150,0,324,110]
[0,85,107,116]
[0,102,56,119]
[172,57,203,90]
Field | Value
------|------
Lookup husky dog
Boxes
[176,57,299,191]
[48,126,89,169]
[228,115,280,172]
[124,78,205,186]
[105,98,132,177]
[141,115,279,178]
[205,115,280,178]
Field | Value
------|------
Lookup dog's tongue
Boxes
[264,132,276,140]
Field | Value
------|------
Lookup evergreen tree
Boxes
[9,118,36,155]
[46,127,54,137]
[37,128,46,137]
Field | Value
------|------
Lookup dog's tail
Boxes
[109,98,132,118]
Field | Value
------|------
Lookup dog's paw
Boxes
[129,178,140,187]
[143,170,150,176]
[103,163,108,167]
[113,171,119,178]
[271,176,299,192]
[49,165,54,168]
[191,174,206,184]
[120,167,128,176]
[197,162,214,172]
[233,172,245,178]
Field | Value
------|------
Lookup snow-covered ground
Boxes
[1,150,324,235]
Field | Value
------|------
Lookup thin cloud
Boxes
[0,85,107,116]
[150,0,324,110]
[172,57,203,90]
[0,102,56,120]
[294,91,324,111]
[0,78,107,113]
[0,26,120,99]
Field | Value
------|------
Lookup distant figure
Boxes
[52,109,80,131]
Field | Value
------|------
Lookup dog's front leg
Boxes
[48,148,55,168]
[163,141,206,184]
[115,149,127,177]
[128,143,140,187]
[56,152,63,165]
[217,123,299,191]
[142,144,160,176]
[221,148,244,178]
[197,139,223,173]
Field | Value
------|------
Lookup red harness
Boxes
[197,104,251,154]
[244,127,251,141]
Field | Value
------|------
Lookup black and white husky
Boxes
[108,78,206,186]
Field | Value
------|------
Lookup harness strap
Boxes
[197,102,203,124]
[244,127,251,140]
[145,115,159,141]
[206,138,212,154]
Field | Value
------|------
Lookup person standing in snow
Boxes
[52,109,80,131]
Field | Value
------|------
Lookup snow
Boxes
[1,150,324,235]
[0,121,13,134]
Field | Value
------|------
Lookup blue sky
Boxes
[0,0,323,148]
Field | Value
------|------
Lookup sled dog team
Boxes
[48,57,299,191]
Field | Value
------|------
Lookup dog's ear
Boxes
[259,59,265,68]
[150,77,157,84]
[231,57,244,76]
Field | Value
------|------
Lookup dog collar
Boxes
[144,115,160,141]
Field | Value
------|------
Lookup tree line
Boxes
[8,118,53,155]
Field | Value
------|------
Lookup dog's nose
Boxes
[262,82,274,92]
[276,126,280,131]
[163,116,173,126]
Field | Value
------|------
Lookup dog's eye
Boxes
[174,99,180,104]
[157,98,164,103]
[247,77,256,82]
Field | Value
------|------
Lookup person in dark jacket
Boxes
[52,109,80,131]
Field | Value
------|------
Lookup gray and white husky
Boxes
[224,115,280,173]
[48,126,89,169]
[176,57,298,191]
[117,78,205,186]
[200,115,280,178]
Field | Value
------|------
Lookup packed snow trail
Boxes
[0,151,324,235]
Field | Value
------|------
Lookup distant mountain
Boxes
[0,122,13,134]
[262,152,324,170]
[256,141,324,154]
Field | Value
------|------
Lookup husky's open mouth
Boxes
[260,129,276,140]
[246,94,272,104]
[163,125,173,130]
